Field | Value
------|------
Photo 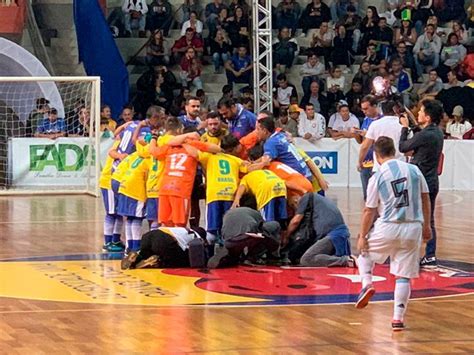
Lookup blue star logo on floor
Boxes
[0,254,473,307]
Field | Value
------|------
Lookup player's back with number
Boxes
[367,159,428,223]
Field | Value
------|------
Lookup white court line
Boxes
[0,219,103,225]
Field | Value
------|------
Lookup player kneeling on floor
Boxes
[121,227,210,269]
[355,136,432,332]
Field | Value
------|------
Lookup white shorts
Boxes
[367,220,422,279]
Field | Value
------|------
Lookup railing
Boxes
[24,0,55,75]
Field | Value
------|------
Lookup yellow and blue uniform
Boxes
[99,141,120,214]
[200,129,228,145]
[145,134,174,224]
[239,170,287,222]
[200,152,247,234]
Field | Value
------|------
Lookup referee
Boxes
[399,99,444,268]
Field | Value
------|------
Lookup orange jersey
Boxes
[268,161,313,196]
[153,140,211,199]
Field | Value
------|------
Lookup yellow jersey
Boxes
[99,140,120,190]
[118,150,150,202]
[147,133,174,198]
[298,149,322,193]
[200,129,229,145]
[200,152,247,203]
[239,170,286,210]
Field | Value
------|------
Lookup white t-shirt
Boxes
[328,113,360,132]
[326,76,345,91]
[446,121,472,139]
[159,227,196,251]
[297,112,326,142]
[181,20,203,35]
[277,86,294,106]
[365,115,404,171]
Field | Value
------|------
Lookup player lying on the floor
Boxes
[121,226,211,269]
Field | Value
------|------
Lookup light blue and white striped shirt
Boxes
[366,159,429,223]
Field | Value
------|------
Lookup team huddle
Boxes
[100,96,440,332]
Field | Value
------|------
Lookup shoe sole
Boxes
[121,252,138,270]
[392,323,405,331]
[208,249,229,269]
[355,287,376,309]
[136,256,159,269]
[420,264,438,269]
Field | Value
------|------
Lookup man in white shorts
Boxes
[355,136,432,331]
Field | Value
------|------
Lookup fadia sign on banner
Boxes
[8,137,115,187]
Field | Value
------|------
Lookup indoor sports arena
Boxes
[1,0,473,352]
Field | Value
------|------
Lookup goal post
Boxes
[0,76,104,196]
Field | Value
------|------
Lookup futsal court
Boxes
[1,188,473,353]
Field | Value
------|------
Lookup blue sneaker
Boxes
[355,285,376,309]
[107,242,125,252]
[102,242,111,252]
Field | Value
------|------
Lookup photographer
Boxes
[399,99,444,269]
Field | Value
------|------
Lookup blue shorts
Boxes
[260,196,287,222]
[101,188,118,215]
[146,198,159,221]
[206,200,233,234]
[111,179,120,194]
[117,194,146,218]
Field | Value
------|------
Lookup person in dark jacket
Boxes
[399,99,444,269]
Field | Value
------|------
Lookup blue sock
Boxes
[131,239,141,251]
[104,235,113,244]
[112,234,121,243]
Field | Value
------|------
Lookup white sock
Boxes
[125,218,132,249]
[113,216,123,235]
[393,278,411,321]
[358,254,374,289]
[131,218,143,241]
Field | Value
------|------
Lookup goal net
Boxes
[0,77,104,196]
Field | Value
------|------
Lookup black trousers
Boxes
[222,234,280,266]
[139,230,190,267]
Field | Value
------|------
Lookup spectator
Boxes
[309,21,334,70]
[274,73,298,113]
[180,0,202,25]
[210,29,232,73]
[369,17,393,60]
[227,6,250,49]
[68,106,90,136]
[390,41,417,81]
[225,45,252,87]
[276,0,301,35]
[345,78,365,119]
[359,5,379,54]
[273,27,299,74]
[379,0,399,27]
[300,54,325,96]
[229,0,250,17]
[450,20,468,45]
[179,47,203,90]
[181,10,203,36]
[331,24,354,67]
[413,24,441,77]
[390,58,413,106]
[149,72,171,111]
[122,0,148,38]
[339,4,362,53]
[446,105,472,139]
[276,105,299,137]
[354,95,382,200]
[363,43,385,72]
[100,105,117,137]
[196,89,217,111]
[298,103,326,142]
[146,30,170,66]
[394,19,417,54]
[412,0,434,34]
[241,97,254,112]
[219,84,234,102]
[172,28,204,63]
[299,0,331,35]
[326,66,346,111]
[217,98,256,139]
[26,97,50,137]
[205,0,228,36]
[353,61,374,95]
[327,101,360,139]
[435,0,467,24]
[444,69,464,90]
[417,69,444,100]
[300,81,329,119]
[331,0,360,23]
[35,108,66,139]
[147,0,172,36]
[118,105,135,125]
[211,7,231,39]
[438,33,467,81]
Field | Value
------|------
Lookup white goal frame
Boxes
[0,76,101,197]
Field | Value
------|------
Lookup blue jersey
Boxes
[366,159,429,223]
[360,115,381,168]
[264,131,311,178]
[36,118,66,134]
[178,115,201,129]
[228,104,256,139]
[113,121,149,169]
